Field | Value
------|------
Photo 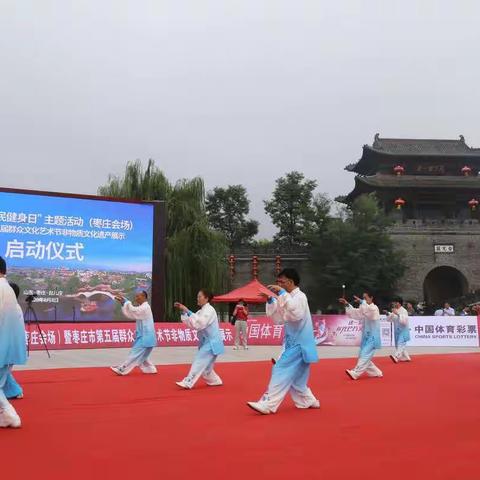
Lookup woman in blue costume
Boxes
[0,257,27,428]
[247,268,320,415]
[4,283,24,399]
[386,297,411,363]
[174,289,224,389]
[339,291,383,380]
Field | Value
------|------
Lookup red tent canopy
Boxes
[212,279,271,304]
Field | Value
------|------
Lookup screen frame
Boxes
[0,186,166,323]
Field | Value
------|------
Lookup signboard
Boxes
[434,244,454,254]
[407,316,479,347]
[0,188,165,322]
[26,316,479,351]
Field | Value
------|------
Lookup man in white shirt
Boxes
[247,268,319,415]
[110,291,157,376]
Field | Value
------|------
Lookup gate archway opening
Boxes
[423,266,468,305]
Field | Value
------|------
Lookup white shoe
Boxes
[140,365,158,374]
[0,403,21,428]
[206,379,223,387]
[176,380,192,390]
[367,372,383,378]
[243,346,249,350]
[247,401,271,415]
[390,355,399,364]
[297,399,321,409]
[110,366,127,376]
[346,369,359,380]
[233,346,239,350]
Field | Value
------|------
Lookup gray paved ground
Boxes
[14,345,479,371]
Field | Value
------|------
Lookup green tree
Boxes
[264,171,330,248]
[308,193,406,310]
[98,159,228,320]
[206,185,258,248]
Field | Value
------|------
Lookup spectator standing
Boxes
[233,300,249,350]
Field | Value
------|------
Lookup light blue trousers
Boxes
[0,365,12,408]
[352,339,382,377]
[4,372,22,399]
[260,344,317,412]
[183,344,222,388]
[119,345,155,374]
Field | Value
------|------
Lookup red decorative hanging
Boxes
[394,197,406,210]
[468,198,479,211]
[275,255,282,275]
[461,165,472,176]
[393,165,405,176]
[252,256,259,279]
[228,255,236,278]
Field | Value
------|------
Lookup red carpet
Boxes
[1,353,479,480]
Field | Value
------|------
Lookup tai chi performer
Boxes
[174,289,224,389]
[4,283,24,399]
[339,292,383,380]
[0,257,27,428]
[111,291,157,376]
[386,297,411,363]
[247,268,320,415]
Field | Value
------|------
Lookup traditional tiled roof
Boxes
[369,134,480,156]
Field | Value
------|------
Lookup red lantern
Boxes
[393,165,405,176]
[468,198,479,211]
[462,165,472,176]
[394,198,405,210]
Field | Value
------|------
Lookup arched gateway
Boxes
[423,266,468,305]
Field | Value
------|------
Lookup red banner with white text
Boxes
[27,315,478,350]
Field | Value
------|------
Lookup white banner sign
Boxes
[407,316,479,347]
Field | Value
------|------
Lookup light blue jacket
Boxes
[122,300,157,348]
[182,303,224,355]
[346,300,382,350]
[0,278,27,367]
[267,288,319,364]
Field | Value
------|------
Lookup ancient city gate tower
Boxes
[342,134,480,304]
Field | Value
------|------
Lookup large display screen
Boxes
[0,189,163,322]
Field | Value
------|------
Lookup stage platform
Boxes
[3,353,480,479]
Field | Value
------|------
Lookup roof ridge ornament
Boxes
[373,133,381,149]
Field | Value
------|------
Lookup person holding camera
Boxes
[0,256,27,428]
[233,299,249,350]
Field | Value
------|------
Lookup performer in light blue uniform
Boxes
[247,268,320,415]
[4,282,24,399]
[174,289,224,389]
[387,297,411,363]
[111,290,157,375]
[0,257,27,428]
[340,291,383,380]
